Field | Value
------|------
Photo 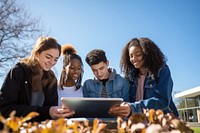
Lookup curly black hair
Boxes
[120,37,167,80]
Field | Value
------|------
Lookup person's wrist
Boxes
[127,103,132,118]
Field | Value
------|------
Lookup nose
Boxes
[74,67,80,72]
[130,56,136,62]
[96,70,99,76]
[96,70,101,76]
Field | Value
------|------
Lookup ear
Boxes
[106,60,109,66]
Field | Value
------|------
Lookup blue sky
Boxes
[11,0,200,93]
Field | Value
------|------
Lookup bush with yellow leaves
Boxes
[0,109,194,133]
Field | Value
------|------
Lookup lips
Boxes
[133,62,140,68]
[73,74,79,79]
[45,63,53,67]
[43,63,53,70]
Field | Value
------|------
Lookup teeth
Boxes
[73,75,78,78]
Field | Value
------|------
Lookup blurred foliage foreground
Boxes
[0,109,194,133]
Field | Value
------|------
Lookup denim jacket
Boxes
[129,65,179,117]
[82,68,130,102]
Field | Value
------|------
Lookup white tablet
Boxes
[61,97,123,118]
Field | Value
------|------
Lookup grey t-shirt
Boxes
[31,89,45,107]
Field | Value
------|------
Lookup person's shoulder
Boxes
[158,64,171,76]
[83,78,98,86]
[5,62,29,80]
[160,64,170,71]
[113,74,129,85]
[84,79,94,83]
[115,73,127,79]
[10,62,26,73]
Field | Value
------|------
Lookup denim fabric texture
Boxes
[83,68,130,102]
[129,65,179,117]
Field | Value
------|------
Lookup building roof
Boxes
[175,86,200,98]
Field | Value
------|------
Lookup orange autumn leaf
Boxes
[21,112,39,123]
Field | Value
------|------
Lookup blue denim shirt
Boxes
[129,65,179,117]
[83,68,130,102]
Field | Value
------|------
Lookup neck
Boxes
[64,80,75,87]
[139,68,148,75]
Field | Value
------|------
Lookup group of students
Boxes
[0,36,179,124]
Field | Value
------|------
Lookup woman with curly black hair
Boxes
[109,37,179,118]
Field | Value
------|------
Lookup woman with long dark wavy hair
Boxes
[109,37,179,118]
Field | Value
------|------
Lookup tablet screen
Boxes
[61,97,123,118]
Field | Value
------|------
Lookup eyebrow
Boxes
[136,51,143,53]
[130,51,142,54]
[46,53,59,59]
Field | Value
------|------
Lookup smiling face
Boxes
[90,61,109,80]
[37,48,60,71]
[66,58,82,81]
[129,46,145,70]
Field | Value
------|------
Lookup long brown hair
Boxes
[20,36,61,91]
[120,37,166,80]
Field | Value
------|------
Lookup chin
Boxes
[43,68,51,71]
[97,77,103,80]
[134,64,141,69]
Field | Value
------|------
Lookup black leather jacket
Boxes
[0,62,58,122]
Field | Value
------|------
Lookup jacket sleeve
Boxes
[0,64,39,118]
[0,64,57,121]
[82,80,89,97]
[130,65,173,113]
[122,78,130,102]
